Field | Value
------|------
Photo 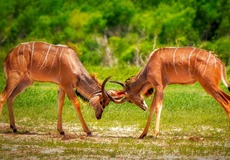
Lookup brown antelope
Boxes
[110,47,230,138]
[0,41,121,136]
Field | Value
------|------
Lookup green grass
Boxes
[0,66,229,159]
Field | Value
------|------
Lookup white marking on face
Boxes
[143,100,148,110]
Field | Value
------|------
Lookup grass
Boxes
[0,65,230,159]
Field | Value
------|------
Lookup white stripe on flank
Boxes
[26,42,32,52]
[188,48,196,76]
[22,44,26,68]
[163,60,169,75]
[30,42,35,69]
[173,48,179,75]
[214,56,217,70]
[58,48,64,78]
[202,51,211,76]
[39,44,52,71]
[194,49,202,69]
[49,48,59,73]
[17,44,22,66]
[10,47,16,70]
[67,49,74,71]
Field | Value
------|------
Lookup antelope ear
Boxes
[144,88,154,97]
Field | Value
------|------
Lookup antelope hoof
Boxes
[138,133,147,139]
[59,131,65,135]
[10,125,17,133]
[87,132,92,137]
[153,130,159,137]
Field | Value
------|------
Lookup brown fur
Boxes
[0,41,110,136]
[120,47,230,138]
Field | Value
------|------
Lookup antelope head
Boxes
[109,77,154,111]
[89,77,127,119]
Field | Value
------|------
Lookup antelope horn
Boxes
[101,77,127,104]
[101,76,112,99]
[109,80,125,88]
[109,81,125,90]
[107,94,127,103]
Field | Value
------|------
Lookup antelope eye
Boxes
[100,101,103,105]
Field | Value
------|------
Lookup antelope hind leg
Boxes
[0,90,7,115]
[7,75,33,132]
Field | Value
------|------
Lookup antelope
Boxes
[0,41,121,136]
[110,47,230,138]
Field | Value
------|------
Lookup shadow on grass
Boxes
[59,133,138,141]
[0,130,51,136]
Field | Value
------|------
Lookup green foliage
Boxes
[121,45,136,63]
[102,1,135,28]
[203,37,230,65]
[0,0,229,66]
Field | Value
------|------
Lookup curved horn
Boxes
[101,76,112,99]
[109,80,125,88]
[107,93,127,103]
[101,76,127,104]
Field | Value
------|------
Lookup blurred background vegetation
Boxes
[0,0,230,66]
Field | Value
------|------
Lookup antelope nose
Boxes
[96,114,102,120]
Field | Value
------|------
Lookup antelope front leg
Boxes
[153,103,163,137]
[65,87,92,136]
[139,86,164,139]
[139,100,155,139]
[57,87,65,135]
[73,98,92,136]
